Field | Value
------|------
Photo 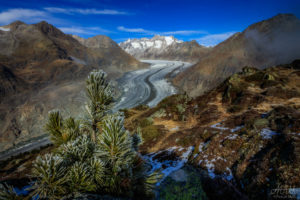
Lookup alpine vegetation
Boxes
[0,183,23,200]
[28,70,160,199]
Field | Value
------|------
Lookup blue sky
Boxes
[0,0,299,46]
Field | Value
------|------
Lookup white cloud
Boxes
[58,26,111,35]
[45,7,128,15]
[162,30,208,35]
[117,26,153,34]
[117,26,207,36]
[196,32,237,47]
[0,8,47,24]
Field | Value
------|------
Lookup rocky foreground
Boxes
[124,60,300,199]
[1,60,299,199]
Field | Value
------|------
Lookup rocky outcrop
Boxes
[73,35,148,75]
[125,60,300,199]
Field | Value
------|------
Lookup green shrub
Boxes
[0,184,23,200]
[159,168,207,200]
[27,70,159,199]
[151,108,167,118]
[139,117,154,127]
[141,125,160,142]
[253,118,269,129]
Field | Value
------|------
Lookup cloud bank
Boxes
[196,32,236,46]
[45,7,128,15]
[58,26,111,35]
[117,26,207,36]
[0,9,48,24]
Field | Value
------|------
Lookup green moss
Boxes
[177,136,194,147]
[242,67,258,75]
[141,125,160,142]
[151,108,167,118]
[228,74,241,84]
[139,117,154,127]
[159,167,208,200]
[253,118,269,129]
[223,79,247,103]
[263,73,275,81]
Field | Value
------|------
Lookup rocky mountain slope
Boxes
[173,14,300,97]
[0,21,146,152]
[119,35,211,62]
[72,35,146,77]
[124,60,300,199]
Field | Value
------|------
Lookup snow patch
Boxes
[143,146,194,185]
[210,122,229,131]
[231,126,244,133]
[0,27,10,31]
[154,40,162,48]
[165,36,174,45]
[225,134,238,140]
[170,126,179,131]
[260,128,279,139]
[198,142,205,153]
[224,167,234,181]
[205,160,216,178]
[146,41,154,47]
[131,42,141,49]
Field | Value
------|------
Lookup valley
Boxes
[0,60,192,161]
[0,9,299,199]
[114,60,192,111]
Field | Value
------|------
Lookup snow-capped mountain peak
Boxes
[119,35,183,53]
[119,35,211,62]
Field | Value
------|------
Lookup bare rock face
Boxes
[119,35,211,62]
[0,21,147,152]
[173,14,300,97]
[73,35,148,76]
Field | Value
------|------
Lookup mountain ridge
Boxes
[0,20,147,152]
[173,13,300,97]
[119,35,211,62]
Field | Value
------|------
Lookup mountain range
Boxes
[1,13,300,154]
[119,35,211,62]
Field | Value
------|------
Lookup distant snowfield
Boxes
[119,35,183,55]
[113,60,192,111]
